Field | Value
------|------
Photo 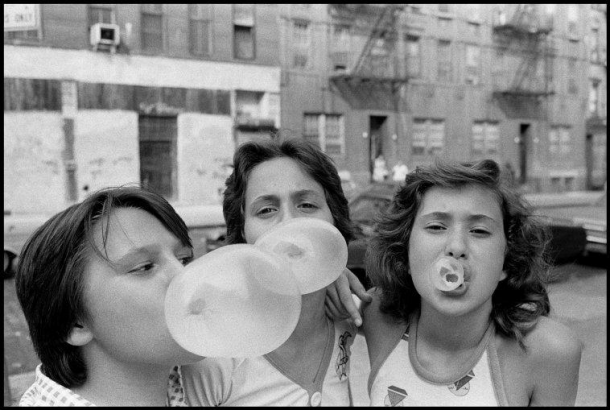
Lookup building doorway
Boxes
[138,115,177,199]
[518,123,530,185]
[369,116,387,181]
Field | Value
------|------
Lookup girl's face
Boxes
[408,185,508,318]
[81,207,202,365]
[243,157,334,244]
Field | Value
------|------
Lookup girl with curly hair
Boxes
[362,159,581,406]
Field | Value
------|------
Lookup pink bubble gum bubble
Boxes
[165,244,301,357]
[254,218,348,295]
[431,257,464,291]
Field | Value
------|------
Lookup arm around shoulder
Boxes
[526,316,583,406]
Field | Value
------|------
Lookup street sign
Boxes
[4,4,39,31]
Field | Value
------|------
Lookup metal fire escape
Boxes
[328,4,408,110]
[492,4,555,118]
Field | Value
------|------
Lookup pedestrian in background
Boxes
[362,159,582,406]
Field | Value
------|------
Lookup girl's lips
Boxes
[440,281,468,295]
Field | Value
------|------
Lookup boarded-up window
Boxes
[139,115,177,199]
[4,78,61,111]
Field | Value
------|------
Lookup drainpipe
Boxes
[61,80,78,202]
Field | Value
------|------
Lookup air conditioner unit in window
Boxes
[90,23,120,50]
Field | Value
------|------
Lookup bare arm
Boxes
[528,317,583,406]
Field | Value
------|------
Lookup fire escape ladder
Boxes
[352,6,394,76]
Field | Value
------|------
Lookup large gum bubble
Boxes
[165,244,301,357]
[254,218,348,295]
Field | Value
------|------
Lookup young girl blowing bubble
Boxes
[362,159,582,406]
[16,186,204,406]
[181,137,370,406]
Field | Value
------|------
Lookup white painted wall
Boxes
[74,111,140,201]
[4,113,67,214]
[4,45,281,93]
[177,114,235,205]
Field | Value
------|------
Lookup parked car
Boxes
[345,183,592,289]
[523,190,606,258]
[3,204,227,279]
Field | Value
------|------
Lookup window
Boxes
[370,37,389,77]
[437,40,452,82]
[465,45,480,85]
[438,17,452,32]
[292,20,311,68]
[331,24,351,71]
[588,80,600,117]
[405,35,421,78]
[567,4,579,39]
[412,119,445,157]
[548,126,572,159]
[472,121,500,160]
[588,25,600,63]
[139,115,177,199]
[189,4,212,56]
[567,58,578,94]
[89,4,115,25]
[141,4,164,52]
[303,114,345,156]
[233,4,255,60]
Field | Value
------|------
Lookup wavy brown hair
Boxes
[366,159,551,349]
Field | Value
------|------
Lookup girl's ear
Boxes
[499,270,508,281]
[67,323,93,346]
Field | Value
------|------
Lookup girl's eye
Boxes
[299,202,319,210]
[425,224,445,231]
[471,228,491,236]
[179,255,194,266]
[129,263,155,275]
[256,206,276,217]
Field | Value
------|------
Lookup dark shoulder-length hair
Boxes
[366,159,551,349]
[222,137,354,245]
[15,186,191,388]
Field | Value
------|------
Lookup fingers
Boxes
[345,269,373,303]
[335,271,364,326]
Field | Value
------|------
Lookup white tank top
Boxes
[369,317,509,406]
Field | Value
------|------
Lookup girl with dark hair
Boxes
[362,159,582,406]
[16,186,203,406]
[181,137,370,406]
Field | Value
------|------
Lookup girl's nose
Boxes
[445,230,467,259]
